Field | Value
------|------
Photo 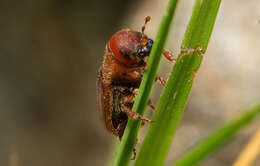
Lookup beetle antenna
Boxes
[141,16,151,35]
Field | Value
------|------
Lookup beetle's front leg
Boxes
[163,49,176,62]
[155,76,167,86]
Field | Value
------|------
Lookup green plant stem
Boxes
[113,0,179,166]
[134,0,221,166]
[173,103,260,166]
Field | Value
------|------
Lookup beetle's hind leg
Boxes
[120,90,152,123]
[121,105,152,123]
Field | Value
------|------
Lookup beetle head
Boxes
[108,29,153,66]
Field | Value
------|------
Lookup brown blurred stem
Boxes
[232,127,260,166]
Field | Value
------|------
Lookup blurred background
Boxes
[1,0,260,166]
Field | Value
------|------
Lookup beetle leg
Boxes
[121,66,145,82]
[121,94,135,104]
[155,76,167,86]
[163,49,176,62]
[131,138,138,160]
[121,105,152,123]
[121,89,155,111]
[148,99,156,111]
[121,88,139,103]
[131,146,137,160]
[132,88,139,96]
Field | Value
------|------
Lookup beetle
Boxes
[97,16,175,140]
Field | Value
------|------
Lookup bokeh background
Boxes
[1,0,260,166]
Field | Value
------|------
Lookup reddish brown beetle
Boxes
[97,16,174,140]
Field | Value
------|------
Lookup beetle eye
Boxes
[146,39,153,47]
[137,46,148,57]
[137,38,153,57]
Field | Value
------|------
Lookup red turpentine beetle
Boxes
[97,16,175,141]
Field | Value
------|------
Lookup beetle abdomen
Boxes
[97,68,129,138]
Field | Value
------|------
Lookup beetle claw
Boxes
[131,147,137,160]
[148,99,156,111]
[163,49,176,62]
[155,76,167,86]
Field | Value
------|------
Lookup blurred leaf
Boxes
[173,103,260,166]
